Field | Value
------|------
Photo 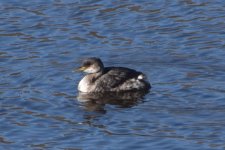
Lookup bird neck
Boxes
[90,71,103,83]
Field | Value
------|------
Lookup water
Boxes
[1,0,225,149]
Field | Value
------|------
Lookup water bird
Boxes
[76,57,151,93]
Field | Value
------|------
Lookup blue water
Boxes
[1,0,225,149]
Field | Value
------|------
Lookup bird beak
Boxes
[74,66,87,72]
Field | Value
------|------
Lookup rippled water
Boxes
[1,0,225,149]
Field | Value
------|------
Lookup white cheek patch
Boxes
[84,65,100,74]
[84,67,96,73]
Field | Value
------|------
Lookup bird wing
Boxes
[96,67,142,90]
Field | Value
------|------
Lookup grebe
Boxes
[76,57,151,93]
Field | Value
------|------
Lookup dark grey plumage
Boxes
[76,57,151,93]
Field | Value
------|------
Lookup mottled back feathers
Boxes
[94,67,150,92]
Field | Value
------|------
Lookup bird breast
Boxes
[78,75,93,93]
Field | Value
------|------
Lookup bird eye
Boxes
[84,61,91,66]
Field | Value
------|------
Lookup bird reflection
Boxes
[77,90,149,113]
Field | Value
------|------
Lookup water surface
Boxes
[1,0,225,149]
